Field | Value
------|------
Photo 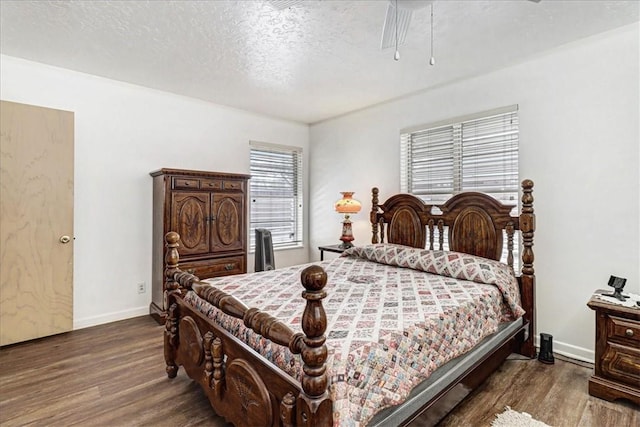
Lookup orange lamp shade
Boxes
[334,192,362,214]
[334,192,361,249]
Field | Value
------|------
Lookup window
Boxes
[249,141,303,251]
[400,106,519,265]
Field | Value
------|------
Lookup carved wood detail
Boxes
[211,337,224,398]
[370,181,536,358]
[225,359,273,427]
[519,179,536,358]
[427,218,435,250]
[601,343,640,386]
[297,265,332,426]
[166,233,332,425]
[173,192,210,254]
[588,296,640,404]
[215,197,239,246]
[164,232,181,293]
[370,187,380,244]
[212,193,244,252]
[164,302,178,378]
[280,392,296,427]
[449,206,500,260]
[179,316,204,367]
[506,222,515,269]
[388,206,426,249]
[150,169,249,323]
[203,331,214,389]
[161,181,537,426]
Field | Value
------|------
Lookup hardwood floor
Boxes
[0,316,637,426]
[437,354,639,427]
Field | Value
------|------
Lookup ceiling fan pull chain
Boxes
[429,3,435,66]
[394,0,400,60]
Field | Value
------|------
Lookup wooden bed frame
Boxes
[162,180,536,426]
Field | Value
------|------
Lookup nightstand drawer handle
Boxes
[626,329,634,337]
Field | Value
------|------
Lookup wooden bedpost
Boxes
[371,187,380,244]
[164,231,181,378]
[519,179,536,358]
[164,231,181,293]
[297,265,332,426]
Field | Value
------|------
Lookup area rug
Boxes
[491,406,552,427]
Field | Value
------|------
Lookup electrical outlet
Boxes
[137,282,146,294]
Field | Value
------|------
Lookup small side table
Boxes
[587,290,640,405]
[318,244,349,261]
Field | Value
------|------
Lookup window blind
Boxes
[249,142,303,250]
[400,107,519,267]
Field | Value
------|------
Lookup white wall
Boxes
[309,24,640,362]
[0,55,310,329]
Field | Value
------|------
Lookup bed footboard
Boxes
[163,231,332,427]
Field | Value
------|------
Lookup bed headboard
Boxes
[370,180,535,269]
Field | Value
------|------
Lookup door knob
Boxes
[59,235,71,244]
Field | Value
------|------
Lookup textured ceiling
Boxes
[1,0,638,124]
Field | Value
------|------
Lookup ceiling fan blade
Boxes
[266,0,305,10]
[380,3,414,50]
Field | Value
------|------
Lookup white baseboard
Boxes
[534,335,594,364]
[73,306,149,330]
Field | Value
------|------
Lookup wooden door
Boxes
[211,193,245,253]
[170,191,211,257]
[0,100,74,346]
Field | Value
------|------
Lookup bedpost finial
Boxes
[301,265,327,292]
[166,231,180,245]
[521,179,534,214]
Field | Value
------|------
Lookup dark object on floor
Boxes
[538,333,555,364]
[255,228,275,272]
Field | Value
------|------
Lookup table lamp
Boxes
[334,192,361,249]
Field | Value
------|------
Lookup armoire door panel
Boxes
[170,192,211,256]
[211,193,245,253]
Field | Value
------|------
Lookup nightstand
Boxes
[318,244,349,261]
[587,291,640,405]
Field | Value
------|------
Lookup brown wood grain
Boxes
[587,294,640,405]
[160,182,538,425]
[149,169,250,322]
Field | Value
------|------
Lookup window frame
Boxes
[249,141,303,252]
[400,105,519,267]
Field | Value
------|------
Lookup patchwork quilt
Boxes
[183,243,524,426]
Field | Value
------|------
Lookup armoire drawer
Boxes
[201,178,223,190]
[180,256,245,279]
[223,180,244,191]
[172,177,200,190]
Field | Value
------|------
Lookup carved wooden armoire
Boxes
[150,168,250,323]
